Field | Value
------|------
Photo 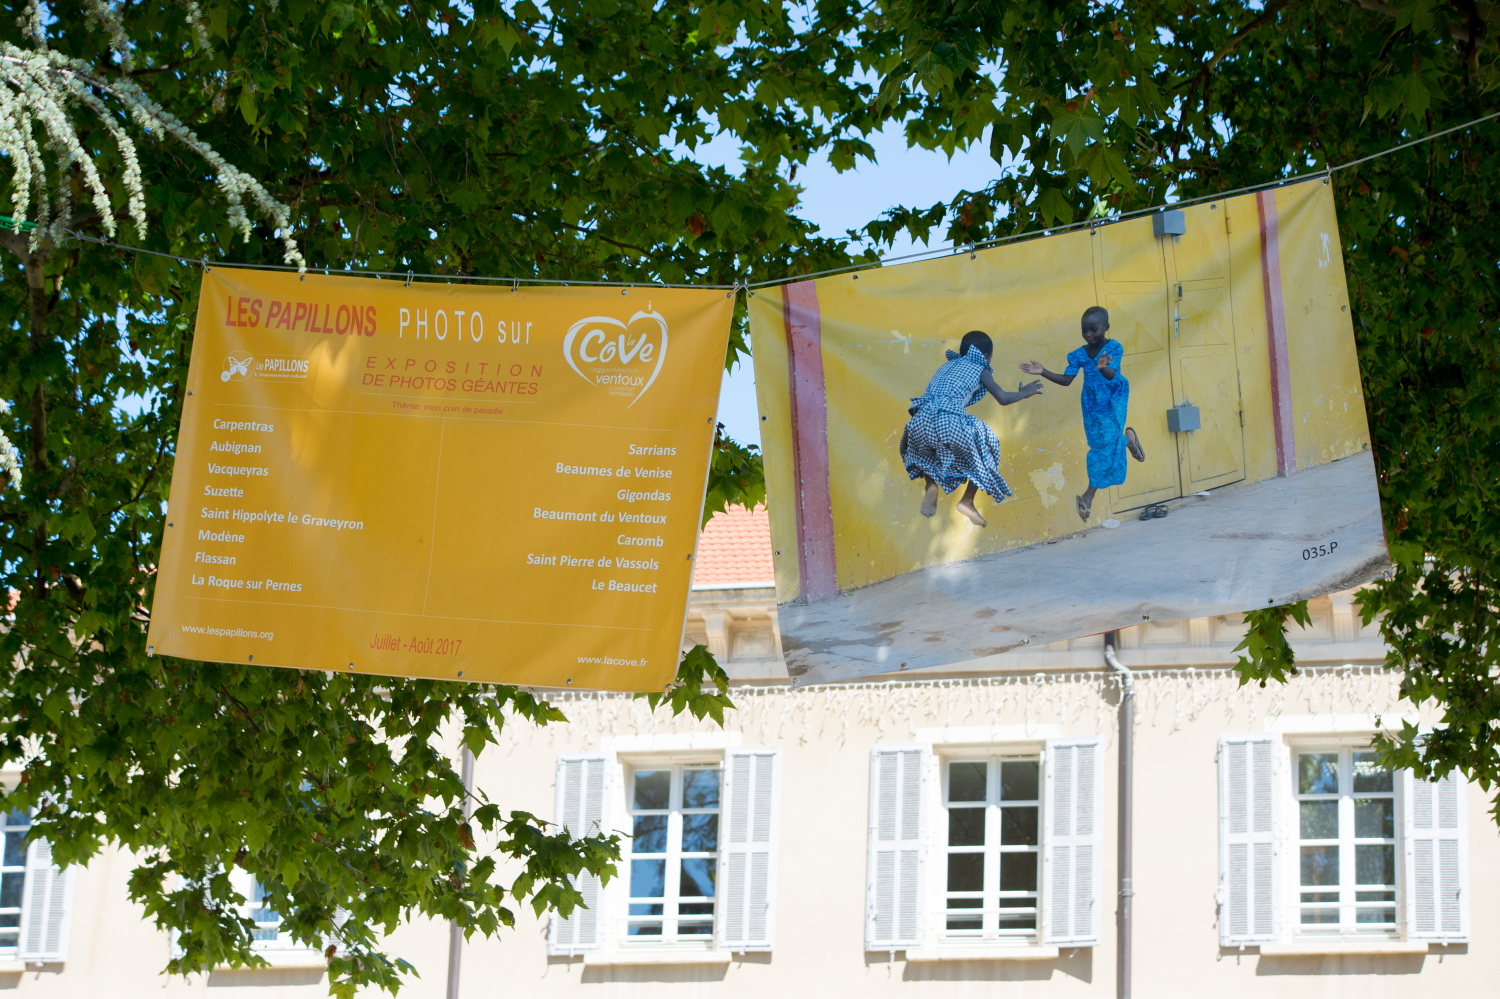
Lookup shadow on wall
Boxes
[861,948,1093,984]
[0,964,66,991]
[546,955,735,985]
[1214,945,1458,977]
[207,967,327,988]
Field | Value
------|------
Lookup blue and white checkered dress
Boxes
[899,348,1013,503]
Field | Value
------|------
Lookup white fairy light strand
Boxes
[499,665,1408,756]
[55,108,1498,292]
[0,2,304,269]
[80,0,131,70]
[0,399,19,492]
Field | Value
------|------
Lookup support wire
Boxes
[55,108,1499,292]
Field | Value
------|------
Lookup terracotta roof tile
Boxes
[692,505,775,587]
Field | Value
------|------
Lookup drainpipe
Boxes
[1104,632,1133,999]
[446,746,476,999]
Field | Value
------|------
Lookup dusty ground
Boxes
[782,450,1389,685]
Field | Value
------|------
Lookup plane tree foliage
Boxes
[798,0,1499,818]
[1,1,1498,994]
[0,1,852,994]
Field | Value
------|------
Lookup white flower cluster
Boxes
[0,400,19,492]
[1,2,304,269]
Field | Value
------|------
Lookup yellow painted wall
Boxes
[810,232,1100,593]
[1225,194,1280,484]
[747,290,801,600]
[748,183,1368,598]
[1274,181,1372,466]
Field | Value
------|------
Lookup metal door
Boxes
[1165,203,1247,493]
[1090,217,1182,511]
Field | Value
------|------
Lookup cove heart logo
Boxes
[561,306,669,407]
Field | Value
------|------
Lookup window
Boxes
[247,877,285,944]
[0,806,75,963]
[866,739,1101,954]
[1218,732,1471,948]
[220,870,324,962]
[0,811,28,952]
[1295,747,1396,935]
[548,747,781,960]
[626,765,720,944]
[942,757,1040,941]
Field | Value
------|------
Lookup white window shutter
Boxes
[1217,735,1278,945]
[865,745,926,950]
[720,747,781,952]
[548,754,607,955]
[1042,738,1103,946]
[18,838,74,963]
[1402,769,1469,942]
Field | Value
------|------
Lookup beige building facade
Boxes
[0,526,1493,996]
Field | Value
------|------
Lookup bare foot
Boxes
[956,499,988,527]
[1075,494,1091,522]
[1125,426,1145,462]
[920,482,940,518]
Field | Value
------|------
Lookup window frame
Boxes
[0,809,28,957]
[621,758,723,949]
[927,744,1048,950]
[218,869,328,967]
[1287,738,1400,939]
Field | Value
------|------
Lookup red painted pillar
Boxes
[781,281,838,601]
[1256,190,1298,477]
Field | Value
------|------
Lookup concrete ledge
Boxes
[905,945,1061,962]
[1259,940,1429,956]
[583,949,732,966]
[784,451,1389,684]
[221,949,327,970]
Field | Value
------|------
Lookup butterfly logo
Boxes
[221,350,253,382]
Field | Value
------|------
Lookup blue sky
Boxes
[710,125,1000,446]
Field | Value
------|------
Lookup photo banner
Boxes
[749,179,1390,684]
[147,269,732,691]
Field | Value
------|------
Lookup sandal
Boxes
[1138,503,1170,521]
[1125,426,1145,462]
[1075,494,1091,522]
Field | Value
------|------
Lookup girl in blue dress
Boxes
[1020,306,1145,522]
[901,331,1043,528]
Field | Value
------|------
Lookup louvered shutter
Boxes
[720,748,780,952]
[548,754,607,955]
[1042,738,1102,946]
[18,838,74,962]
[1402,770,1469,942]
[1217,735,1278,945]
[865,745,926,950]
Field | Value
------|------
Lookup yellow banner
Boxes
[147,269,731,691]
[750,181,1388,684]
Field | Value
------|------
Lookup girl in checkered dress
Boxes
[901,331,1043,528]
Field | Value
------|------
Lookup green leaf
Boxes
[1034,188,1074,225]
[1232,601,1313,687]
[236,90,258,127]
[636,645,735,725]
[1387,540,1424,566]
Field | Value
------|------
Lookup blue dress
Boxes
[1065,340,1131,490]
[899,349,1013,503]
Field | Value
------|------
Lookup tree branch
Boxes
[1176,0,1300,91]
[1337,0,1500,46]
